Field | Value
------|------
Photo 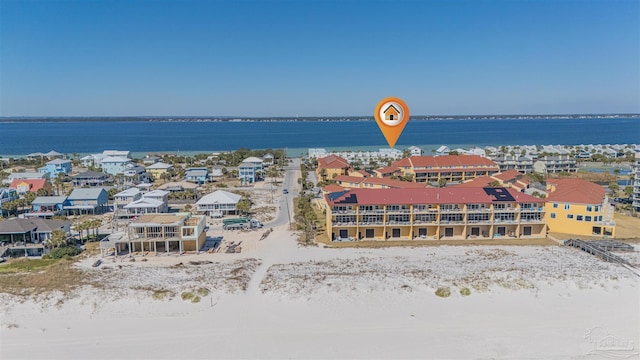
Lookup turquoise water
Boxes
[0,118,638,156]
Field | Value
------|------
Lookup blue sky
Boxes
[1,0,638,116]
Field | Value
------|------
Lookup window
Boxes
[594,205,600,212]
[564,204,570,210]
[585,216,592,222]
[567,214,574,219]
[586,205,592,212]
[553,203,558,208]
[550,213,556,219]
[576,215,583,221]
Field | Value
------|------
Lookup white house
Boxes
[114,188,142,211]
[408,146,423,156]
[195,190,241,217]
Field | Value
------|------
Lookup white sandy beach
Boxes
[1,225,639,359]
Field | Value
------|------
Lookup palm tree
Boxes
[45,230,67,249]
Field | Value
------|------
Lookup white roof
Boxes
[101,156,131,164]
[147,162,173,170]
[124,198,163,209]
[47,159,71,165]
[144,190,170,198]
[243,156,264,163]
[196,190,241,206]
[115,188,141,197]
[103,150,130,157]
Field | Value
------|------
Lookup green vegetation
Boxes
[0,258,59,273]
[180,291,201,303]
[196,287,210,297]
[152,289,175,300]
[44,246,82,259]
[294,194,318,245]
[459,287,471,296]
[435,287,451,298]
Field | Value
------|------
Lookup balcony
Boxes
[519,218,544,223]
[332,222,357,227]
[386,209,411,214]
[359,209,384,214]
[440,208,464,213]
[494,208,518,212]
[333,209,356,215]
[467,208,491,213]
[358,221,384,226]
[438,220,465,225]
[493,219,517,224]
[386,221,411,226]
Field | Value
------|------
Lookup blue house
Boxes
[38,159,72,177]
[185,167,209,184]
[64,188,109,215]
[31,196,69,216]
[100,156,133,175]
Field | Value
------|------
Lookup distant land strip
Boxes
[0,114,639,123]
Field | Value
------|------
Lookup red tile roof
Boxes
[326,187,539,206]
[334,175,366,184]
[492,169,522,182]
[318,155,350,169]
[10,179,48,192]
[452,176,494,188]
[393,155,498,169]
[322,184,345,193]
[546,178,606,204]
[362,177,426,189]
[374,166,401,175]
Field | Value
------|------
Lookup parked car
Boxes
[283,189,289,194]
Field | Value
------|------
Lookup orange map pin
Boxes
[374,97,410,148]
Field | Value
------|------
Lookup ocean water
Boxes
[0,118,638,156]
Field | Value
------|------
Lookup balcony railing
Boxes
[332,222,357,227]
[441,208,464,213]
[386,209,411,214]
[359,209,385,214]
[358,221,384,226]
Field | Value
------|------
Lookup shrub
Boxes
[181,291,195,301]
[435,287,451,298]
[191,296,201,303]
[196,287,210,297]
[459,287,471,296]
[152,290,175,300]
[46,246,82,259]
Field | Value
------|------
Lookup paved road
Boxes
[264,158,301,228]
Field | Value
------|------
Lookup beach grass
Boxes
[0,259,86,296]
[0,258,60,273]
[613,213,640,240]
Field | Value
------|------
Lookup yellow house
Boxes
[316,155,350,182]
[545,179,615,237]
[146,162,174,180]
[392,155,500,183]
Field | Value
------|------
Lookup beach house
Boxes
[239,161,262,184]
[38,159,72,177]
[325,187,546,242]
[185,167,209,184]
[29,196,70,217]
[0,218,71,257]
[72,171,110,187]
[64,188,109,215]
[9,179,51,195]
[0,188,18,210]
[3,172,48,185]
[114,188,142,211]
[146,162,174,180]
[100,157,134,175]
[489,155,534,174]
[545,179,615,237]
[195,190,242,217]
[111,213,206,254]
